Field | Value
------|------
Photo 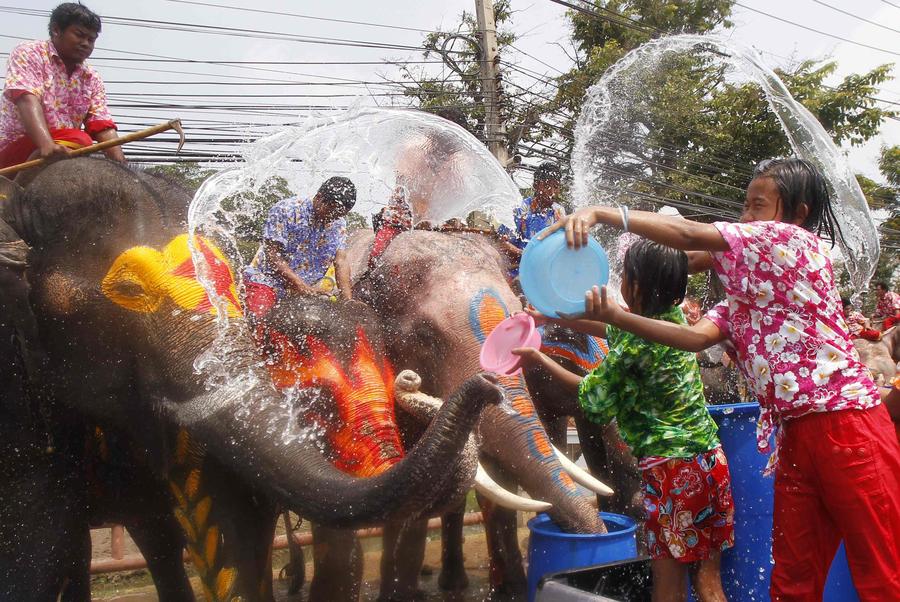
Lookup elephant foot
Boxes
[487,580,528,601]
[376,588,427,602]
[437,565,470,591]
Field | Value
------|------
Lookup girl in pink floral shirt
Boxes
[542,158,900,601]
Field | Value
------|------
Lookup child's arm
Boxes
[539,206,729,253]
[511,347,583,393]
[585,286,726,352]
[523,307,607,338]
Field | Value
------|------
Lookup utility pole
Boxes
[475,0,509,167]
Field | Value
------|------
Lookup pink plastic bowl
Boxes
[479,313,542,376]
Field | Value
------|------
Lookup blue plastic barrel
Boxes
[708,403,858,601]
[526,511,638,602]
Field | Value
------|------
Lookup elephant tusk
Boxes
[395,369,422,393]
[551,445,615,497]
[474,464,552,513]
[394,370,445,422]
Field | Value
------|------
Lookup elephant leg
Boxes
[126,508,194,602]
[438,502,469,591]
[281,510,305,595]
[310,523,363,602]
[169,446,277,602]
[475,459,527,599]
[378,518,428,602]
[60,529,92,602]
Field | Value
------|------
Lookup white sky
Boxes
[1,0,898,183]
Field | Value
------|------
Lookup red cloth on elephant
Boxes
[641,446,734,562]
[0,127,94,169]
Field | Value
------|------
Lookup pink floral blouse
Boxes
[875,289,900,320]
[0,39,115,149]
[704,221,880,473]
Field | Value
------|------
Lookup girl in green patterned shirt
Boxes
[514,239,733,602]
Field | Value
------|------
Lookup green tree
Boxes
[145,162,215,193]
[545,1,895,221]
[879,145,900,188]
[396,0,547,157]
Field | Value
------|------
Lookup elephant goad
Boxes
[0,158,503,601]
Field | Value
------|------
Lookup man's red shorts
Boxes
[244,281,276,319]
[0,128,93,169]
[641,446,735,562]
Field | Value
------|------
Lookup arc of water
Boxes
[572,34,880,300]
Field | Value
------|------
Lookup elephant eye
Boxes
[113,280,145,298]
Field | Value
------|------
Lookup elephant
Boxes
[347,228,612,597]
[853,327,899,385]
[259,293,555,601]
[0,158,503,601]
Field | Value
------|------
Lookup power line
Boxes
[545,0,657,35]
[810,0,900,36]
[160,0,436,34]
[0,7,473,55]
[733,2,900,57]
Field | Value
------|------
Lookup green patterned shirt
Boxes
[578,306,719,460]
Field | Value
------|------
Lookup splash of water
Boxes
[572,34,880,300]
[185,106,522,429]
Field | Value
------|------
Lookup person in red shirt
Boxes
[0,3,123,175]
[874,281,900,331]
[842,297,882,341]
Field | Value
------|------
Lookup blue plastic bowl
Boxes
[519,229,609,318]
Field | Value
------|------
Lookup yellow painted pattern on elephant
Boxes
[102,234,241,318]
[170,428,240,602]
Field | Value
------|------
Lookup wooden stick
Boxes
[0,119,184,177]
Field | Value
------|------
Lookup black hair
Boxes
[841,296,851,308]
[876,281,889,291]
[622,239,688,317]
[49,3,101,35]
[430,107,470,131]
[534,162,561,183]
[753,157,843,246]
[317,176,356,212]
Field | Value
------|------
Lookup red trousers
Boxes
[771,404,900,601]
[883,314,900,331]
[368,226,403,268]
[244,281,276,319]
[0,128,92,169]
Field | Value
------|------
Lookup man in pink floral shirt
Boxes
[0,3,123,173]
[874,281,900,330]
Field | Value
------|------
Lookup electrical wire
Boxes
[733,2,900,57]
[809,0,900,35]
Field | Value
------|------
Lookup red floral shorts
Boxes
[641,446,735,562]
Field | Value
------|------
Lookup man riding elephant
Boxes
[244,176,356,319]
[0,3,124,178]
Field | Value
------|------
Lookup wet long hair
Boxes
[622,239,688,317]
[753,157,844,246]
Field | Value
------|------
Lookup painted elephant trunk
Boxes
[186,355,502,528]
[481,374,605,534]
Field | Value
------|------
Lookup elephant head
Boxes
[2,158,502,529]
[352,229,608,534]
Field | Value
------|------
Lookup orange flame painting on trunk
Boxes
[265,326,404,477]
